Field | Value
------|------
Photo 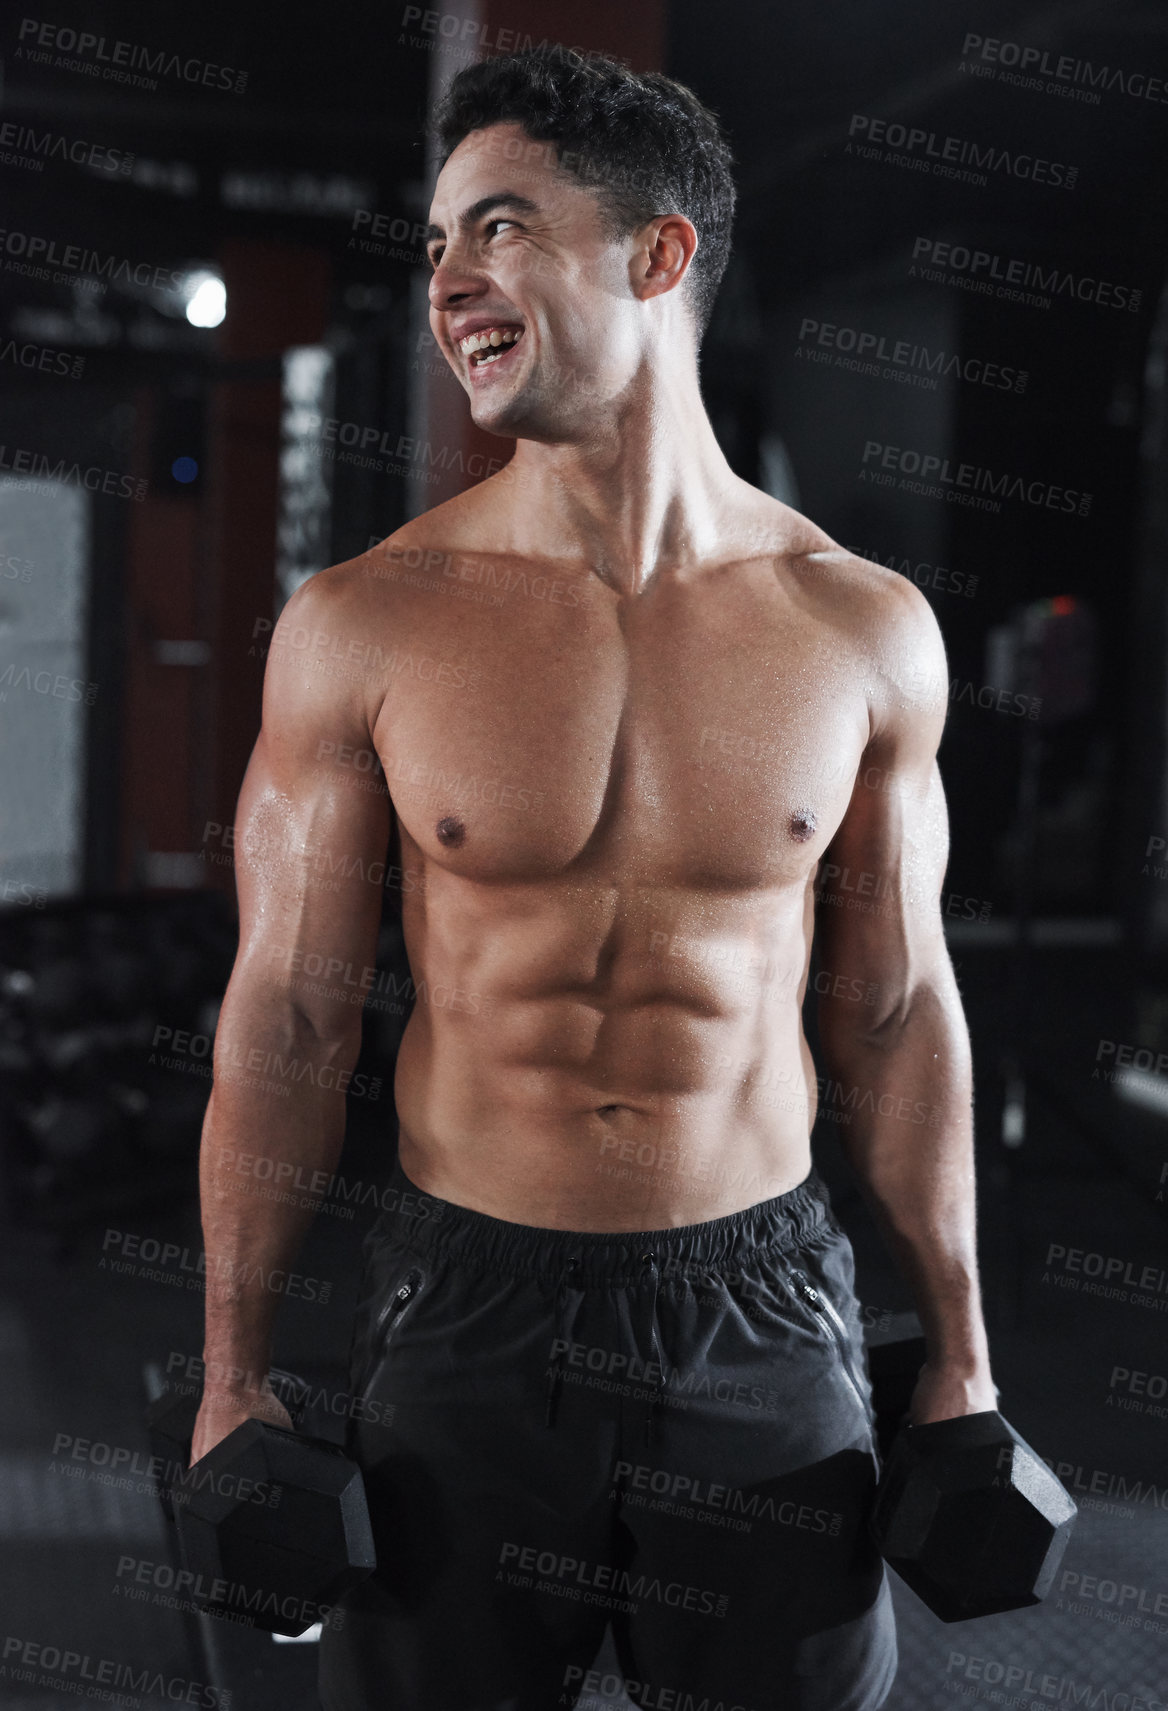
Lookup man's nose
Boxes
[428,251,488,311]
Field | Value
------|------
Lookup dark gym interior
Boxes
[2,0,1167,1705]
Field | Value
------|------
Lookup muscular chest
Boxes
[370,565,870,886]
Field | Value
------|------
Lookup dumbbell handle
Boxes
[189,1384,297,1467]
[144,1367,308,1516]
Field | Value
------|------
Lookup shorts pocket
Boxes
[352,1252,427,1399]
[791,1238,876,1430]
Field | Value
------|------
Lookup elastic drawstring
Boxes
[639,1251,664,1446]
[544,1250,665,1438]
[544,1256,580,1427]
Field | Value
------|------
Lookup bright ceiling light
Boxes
[184,272,226,328]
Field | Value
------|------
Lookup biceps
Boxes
[815,756,950,1011]
[231,725,394,1030]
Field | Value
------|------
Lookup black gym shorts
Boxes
[318,1153,897,1711]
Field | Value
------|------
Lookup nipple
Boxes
[790,809,817,842]
[436,815,466,847]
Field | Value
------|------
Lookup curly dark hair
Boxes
[431,49,737,345]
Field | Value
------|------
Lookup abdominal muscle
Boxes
[392,873,822,1231]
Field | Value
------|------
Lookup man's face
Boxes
[426,121,650,441]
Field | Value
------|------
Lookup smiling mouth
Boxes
[459,326,525,370]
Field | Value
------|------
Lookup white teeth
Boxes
[458,326,523,359]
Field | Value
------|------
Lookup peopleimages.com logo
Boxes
[847,114,1077,190]
[796,316,1027,393]
[960,32,1168,106]
[859,440,1091,517]
[910,236,1142,313]
[15,18,248,93]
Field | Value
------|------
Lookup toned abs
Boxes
[302,514,879,1231]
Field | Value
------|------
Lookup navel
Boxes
[436,815,466,847]
[789,808,817,842]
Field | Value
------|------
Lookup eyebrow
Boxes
[425,192,541,247]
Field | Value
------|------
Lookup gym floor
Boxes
[1,940,1165,1710]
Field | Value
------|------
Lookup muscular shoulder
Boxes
[769,507,949,732]
[366,473,509,563]
[275,541,384,618]
[281,477,485,619]
[275,502,461,637]
[265,552,394,734]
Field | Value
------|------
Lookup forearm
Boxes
[820,984,990,1373]
[198,1004,360,1382]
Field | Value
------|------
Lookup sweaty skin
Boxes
[192,120,995,1464]
[371,513,872,1227]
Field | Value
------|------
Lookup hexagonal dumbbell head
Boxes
[144,1387,202,1522]
[142,1370,310,1524]
[174,1419,376,1636]
[870,1410,1077,1622]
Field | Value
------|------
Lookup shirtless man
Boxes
[192,50,996,1711]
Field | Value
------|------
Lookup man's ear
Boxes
[630,213,698,305]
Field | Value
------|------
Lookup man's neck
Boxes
[495,367,746,597]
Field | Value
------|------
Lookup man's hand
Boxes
[190,1377,295,1466]
[908,1358,999,1425]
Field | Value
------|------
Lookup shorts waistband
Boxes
[379,1151,835,1284]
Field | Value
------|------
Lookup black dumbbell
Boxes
[864,1331,1077,1622]
[174,1418,376,1636]
[142,1372,374,1635]
[871,1410,1077,1621]
[143,1386,200,1522]
[143,1369,308,1522]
